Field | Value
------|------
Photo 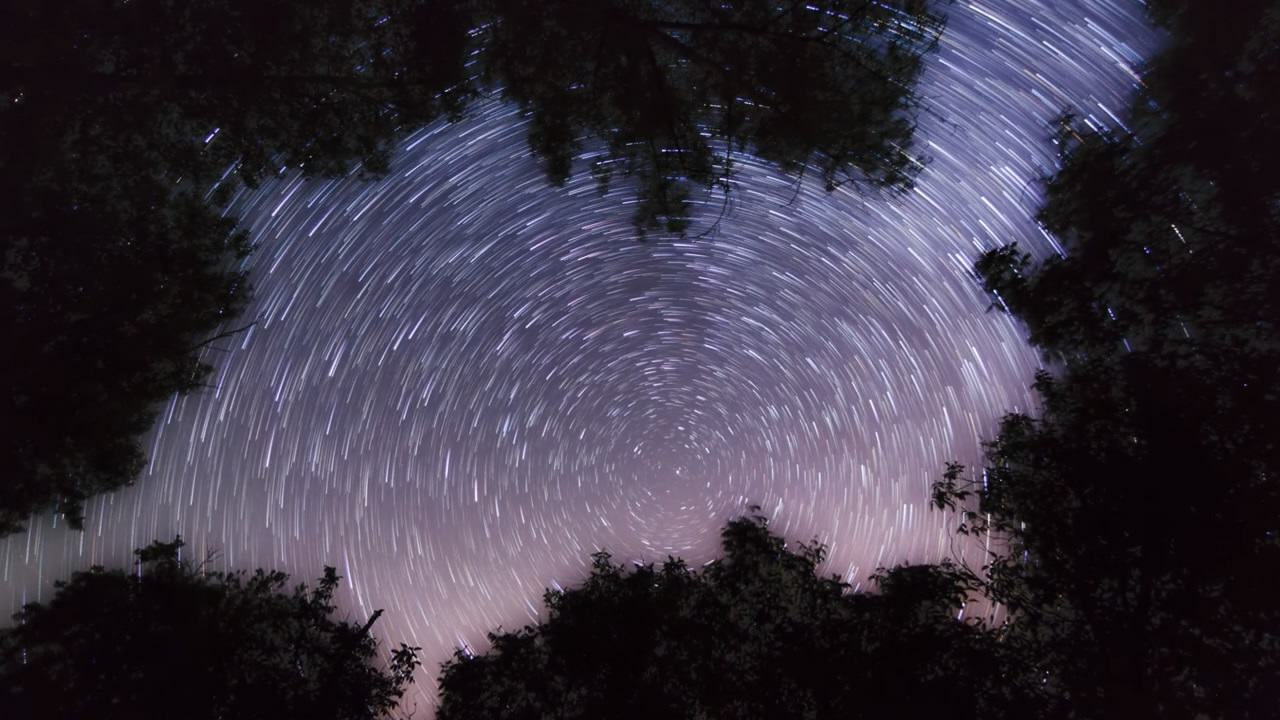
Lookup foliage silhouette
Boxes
[436,513,1031,720]
[0,537,420,720]
[936,1,1280,716]
[470,0,944,233]
[0,0,471,534]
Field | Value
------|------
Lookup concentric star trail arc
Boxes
[1,0,1159,705]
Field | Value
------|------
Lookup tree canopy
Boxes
[435,513,1033,720]
[933,0,1280,716]
[0,538,420,720]
[0,0,469,534]
[469,0,943,232]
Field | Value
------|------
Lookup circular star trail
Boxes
[1,0,1160,703]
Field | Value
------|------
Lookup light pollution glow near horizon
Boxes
[3,0,1159,707]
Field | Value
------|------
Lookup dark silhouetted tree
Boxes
[1,0,473,187]
[935,1,1280,716]
[0,537,420,720]
[0,0,474,534]
[470,0,944,233]
[436,513,1034,720]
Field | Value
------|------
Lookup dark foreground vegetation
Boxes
[929,0,1280,715]
[2,0,1277,718]
[435,514,1032,720]
[0,538,420,720]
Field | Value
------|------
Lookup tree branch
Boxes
[359,608,385,636]
[189,321,256,352]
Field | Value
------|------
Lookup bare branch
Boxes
[189,321,256,352]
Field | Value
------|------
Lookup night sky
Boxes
[2,0,1158,704]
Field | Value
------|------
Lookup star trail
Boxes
[1,0,1159,703]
